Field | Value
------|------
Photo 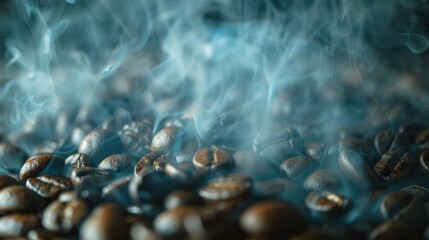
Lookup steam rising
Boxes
[1,0,429,150]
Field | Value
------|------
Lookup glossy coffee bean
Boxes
[198,174,252,201]
[374,151,417,180]
[70,167,111,188]
[64,153,91,177]
[240,201,306,238]
[0,175,19,190]
[164,190,201,209]
[119,121,153,157]
[339,150,379,186]
[375,129,394,156]
[0,213,40,237]
[232,151,278,181]
[97,154,134,173]
[305,191,349,216]
[253,125,300,164]
[150,126,180,152]
[304,140,327,162]
[80,203,128,240]
[0,186,44,212]
[134,152,175,175]
[26,175,72,198]
[369,221,415,240]
[304,169,342,191]
[279,156,318,181]
[193,146,232,173]
[0,144,27,173]
[19,154,64,181]
[420,151,429,176]
[78,129,123,165]
[42,199,88,232]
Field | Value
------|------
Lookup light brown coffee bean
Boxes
[193,146,232,173]
[97,154,134,173]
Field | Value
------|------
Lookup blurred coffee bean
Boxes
[64,153,91,177]
[0,213,40,237]
[289,228,331,240]
[375,129,394,156]
[78,129,123,165]
[232,151,278,181]
[150,126,180,152]
[305,191,349,216]
[19,154,64,181]
[27,229,63,240]
[304,140,327,162]
[339,137,376,157]
[374,151,417,180]
[58,190,79,202]
[0,175,19,190]
[42,199,88,232]
[70,123,93,146]
[0,186,44,212]
[134,151,175,175]
[254,178,303,200]
[198,174,252,201]
[368,221,415,240]
[153,157,192,182]
[26,175,72,198]
[129,170,177,205]
[119,121,152,157]
[304,169,342,191]
[339,150,379,186]
[253,125,300,164]
[80,203,128,240]
[240,201,306,238]
[164,190,201,209]
[193,145,232,173]
[389,134,408,153]
[70,167,111,188]
[420,151,429,176]
[97,154,134,174]
[130,222,162,240]
[401,185,429,201]
[101,176,132,205]
[279,156,318,181]
[0,144,27,173]
[416,129,429,149]
[174,139,199,163]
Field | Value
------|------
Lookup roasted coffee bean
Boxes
[42,199,88,232]
[252,125,300,164]
[279,156,318,181]
[78,129,123,165]
[150,126,180,152]
[0,186,44,212]
[101,176,132,205]
[19,154,64,181]
[380,191,413,219]
[64,153,91,177]
[339,150,379,186]
[119,121,153,157]
[70,167,111,188]
[304,140,327,162]
[193,145,232,173]
[368,221,415,240]
[198,174,252,201]
[305,191,349,216]
[27,229,63,240]
[375,129,394,156]
[402,185,429,201]
[164,190,201,209]
[0,144,27,173]
[134,152,176,175]
[130,222,162,240]
[240,201,306,238]
[374,151,417,180]
[80,203,128,240]
[339,137,375,157]
[416,129,429,149]
[232,151,278,181]
[0,213,40,237]
[304,169,342,191]
[26,175,72,198]
[129,170,177,205]
[153,158,191,181]
[0,175,19,190]
[97,154,134,173]
[420,151,429,176]
[58,190,79,202]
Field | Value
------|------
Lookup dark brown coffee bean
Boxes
[193,146,232,173]
[304,169,342,191]
[119,121,152,157]
[339,150,379,186]
[402,185,429,201]
[279,156,318,181]
[80,203,128,240]
[150,126,179,152]
[374,151,417,180]
[416,129,429,149]
[101,176,132,205]
[97,154,134,173]
[0,144,27,173]
[42,199,88,232]
[19,154,64,181]
[339,137,375,157]
[26,175,72,198]
[289,228,331,240]
[304,140,327,162]
[198,174,252,201]
[420,151,429,176]
[0,213,40,237]
[240,201,306,238]
[0,175,19,190]
[153,157,191,181]
[64,153,91,177]
[252,125,300,164]
[368,221,415,240]
[232,151,277,181]
[129,171,176,205]
[0,186,44,212]
[164,190,201,209]
[78,129,123,165]
[305,191,349,216]
[134,151,163,175]
[70,167,111,188]
[375,129,394,156]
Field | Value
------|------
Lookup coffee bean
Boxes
[339,137,375,157]
[19,154,64,181]
[289,228,331,240]
[339,150,379,186]
[375,129,394,156]
[304,169,342,191]
[130,222,162,240]
[70,167,111,188]
[279,156,318,181]
[252,125,300,164]
[305,191,349,216]
[78,129,123,165]
[374,151,417,180]
[0,144,27,174]
[0,213,40,237]
[0,186,44,212]
[27,229,63,240]
[153,157,191,182]
[101,176,132,205]
[240,201,306,238]
[368,221,415,240]
[402,185,429,201]
[80,203,128,240]
[134,152,176,176]
[150,126,180,152]
[26,175,72,198]
[64,153,91,177]
[193,146,232,173]
[129,170,177,205]
[97,154,134,173]
[304,140,327,162]
[0,175,19,190]
[198,174,252,201]
[119,121,152,157]
[420,151,429,176]
[416,129,429,149]
[164,191,201,209]
[58,190,79,202]
[42,199,88,232]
